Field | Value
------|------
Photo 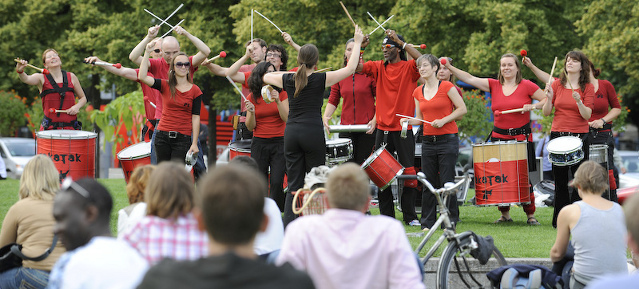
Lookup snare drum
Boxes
[117,142,152,183]
[326,138,353,166]
[547,136,584,166]
[472,141,530,206]
[261,85,275,103]
[36,130,97,180]
[361,146,404,190]
[228,139,252,160]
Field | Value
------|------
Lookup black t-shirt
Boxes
[137,252,316,289]
[282,73,326,126]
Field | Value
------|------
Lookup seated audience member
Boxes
[229,156,284,256]
[48,178,148,289]
[117,165,155,236]
[550,161,627,289]
[276,163,425,289]
[136,164,315,289]
[587,192,639,288]
[121,162,208,265]
[0,155,65,289]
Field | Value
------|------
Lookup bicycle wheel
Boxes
[436,241,507,289]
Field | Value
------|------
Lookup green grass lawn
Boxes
[0,178,557,258]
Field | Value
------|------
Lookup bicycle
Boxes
[397,172,508,289]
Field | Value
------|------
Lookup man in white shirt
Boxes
[47,178,148,289]
[276,163,425,289]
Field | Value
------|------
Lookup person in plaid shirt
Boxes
[121,162,208,265]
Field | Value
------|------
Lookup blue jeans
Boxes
[0,267,50,289]
[150,127,158,164]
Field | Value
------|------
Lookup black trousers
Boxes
[420,135,460,228]
[283,123,326,227]
[154,130,192,164]
[587,129,618,202]
[338,130,376,165]
[550,132,589,228]
[374,130,418,224]
[251,137,287,211]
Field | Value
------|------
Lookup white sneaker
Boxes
[408,220,421,226]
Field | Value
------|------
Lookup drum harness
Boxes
[40,71,81,130]
[489,122,536,172]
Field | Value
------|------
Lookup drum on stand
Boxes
[590,144,611,199]
[325,138,353,166]
[36,130,97,180]
[473,141,530,206]
[117,142,152,183]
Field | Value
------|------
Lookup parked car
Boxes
[0,137,37,179]
[619,150,639,188]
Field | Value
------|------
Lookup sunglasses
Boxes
[153,49,161,53]
[382,44,396,49]
[175,62,191,68]
[266,53,281,58]
[61,177,90,198]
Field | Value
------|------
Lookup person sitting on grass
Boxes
[588,192,639,288]
[117,164,155,236]
[550,160,627,289]
[121,162,208,265]
[276,163,425,289]
[136,164,315,289]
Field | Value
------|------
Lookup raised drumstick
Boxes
[48,108,69,114]
[410,44,427,49]
[315,67,332,73]
[82,59,122,68]
[14,58,49,74]
[520,49,527,62]
[340,1,357,27]
[544,57,558,93]
[205,51,227,62]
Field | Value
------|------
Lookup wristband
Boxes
[601,118,606,124]
[16,69,23,74]
[402,42,407,50]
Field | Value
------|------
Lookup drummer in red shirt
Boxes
[16,49,87,130]
[543,51,595,228]
[445,53,546,225]
[401,54,467,230]
[356,30,422,226]
[323,38,377,164]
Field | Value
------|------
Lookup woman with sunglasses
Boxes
[444,53,547,225]
[226,48,290,211]
[263,26,365,226]
[139,42,200,164]
[16,49,87,130]
[323,38,377,165]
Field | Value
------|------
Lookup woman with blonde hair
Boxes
[0,155,65,288]
[121,162,207,264]
[117,165,155,236]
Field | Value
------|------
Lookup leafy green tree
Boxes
[0,91,27,136]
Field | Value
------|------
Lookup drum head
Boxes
[117,142,152,160]
[326,138,351,146]
[547,136,582,153]
[229,139,252,150]
[361,146,385,168]
[36,130,97,139]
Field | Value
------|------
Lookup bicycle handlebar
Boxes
[396,172,467,196]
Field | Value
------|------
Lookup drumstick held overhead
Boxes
[339,1,357,27]
[368,14,394,34]
[14,58,49,74]
[254,10,283,34]
[396,113,432,125]
[82,59,122,68]
[411,44,427,49]
[206,51,227,62]
[544,57,558,93]
[225,76,248,102]
[315,67,332,73]
[160,19,185,38]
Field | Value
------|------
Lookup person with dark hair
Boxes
[138,40,201,165]
[136,165,314,289]
[16,49,87,130]
[226,47,289,211]
[445,53,546,225]
[354,30,422,226]
[277,163,424,289]
[550,161,627,288]
[48,178,148,289]
[263,26,365,227]
[266,44,289,72]
[543,51,595,227]
[323,38,377,164]
[0,155,65,288]
[524,57,622,202]
[401,54,466,231]
[229,156,284,256]
[121,162,208,265]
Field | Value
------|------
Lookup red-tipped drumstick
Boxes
[14,58,49,74]
[440,58,448,65]
[48,108,69,114]
[206,51,227,63]
[494,106,539,116]
[410,44,427,49]
[520,49,527,61]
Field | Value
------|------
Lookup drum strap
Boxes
[492,122,532,136]
[41,116,81,130]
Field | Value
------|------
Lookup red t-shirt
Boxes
[135,69,159,121]
[238,64,256,113]
[550,80,595,133]
[328,73,376,125]
[153,79,202,136]
[489,78,540,140]
[362,60,420,131]
[589,79,621,122]
[247,90,288,138]
[413,81,458,135]
[148,56,199,119]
